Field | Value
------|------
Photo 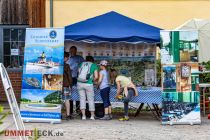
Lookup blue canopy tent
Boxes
[65,11,161,43]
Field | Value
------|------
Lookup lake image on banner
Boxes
[20,89,62,113]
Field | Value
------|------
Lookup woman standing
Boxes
[98,60,112,120]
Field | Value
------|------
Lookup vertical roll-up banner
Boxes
[20,28,64,123]
[161,30,201,125]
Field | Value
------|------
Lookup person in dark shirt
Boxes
[62,52,72,120]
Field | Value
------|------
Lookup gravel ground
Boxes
[1,112,210,140]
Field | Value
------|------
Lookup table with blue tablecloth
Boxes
[70,86,162,119]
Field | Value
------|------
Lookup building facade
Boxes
[45,0,210,29]
[0,0,46,102]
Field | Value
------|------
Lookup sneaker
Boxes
[100,115,111,120]
[90,116,95,120]
[119,117,129,121]
[66,115,71,120]
[82,116,86,120]
[66,115,73,120]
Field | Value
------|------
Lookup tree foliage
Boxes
[44,91,62,104]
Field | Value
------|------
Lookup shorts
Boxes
[100,87,111,108]
[62,87,71,100]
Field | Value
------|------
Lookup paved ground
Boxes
[1,112,210,140]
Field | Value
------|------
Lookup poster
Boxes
[179,31,199,62]
[20,28,64,123]
[11,49,19,55]
[160,30,201,125]
[162,65,176,91]
[66,41,157,86]
[145,69,155,86]
[176,63,192,92]
[160,31,199,64]
[160,31,173,64]
[162,92,201,125]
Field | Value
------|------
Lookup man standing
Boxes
[67,46,84,114]
[67,46,84,85]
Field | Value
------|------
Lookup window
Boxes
[0,26,28,69]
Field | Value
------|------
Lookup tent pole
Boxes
[50,0,53,27]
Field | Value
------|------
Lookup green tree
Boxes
[44,91,62,104]
[200,61,210,83]
[20,98,31,103]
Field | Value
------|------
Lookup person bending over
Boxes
[115,75,138,121]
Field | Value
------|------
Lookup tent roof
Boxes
[65,11,161,43]
[175,18,210,62]
[176,18,210,30]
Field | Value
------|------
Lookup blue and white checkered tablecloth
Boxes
[71,86,162,105]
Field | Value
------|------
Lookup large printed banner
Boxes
[20,28,64,123]
[65,41,157,86]
[160,30,201,125]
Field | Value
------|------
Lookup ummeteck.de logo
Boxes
[2,129,64,138]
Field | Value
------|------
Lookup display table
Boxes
[71,86,161,104]
[70,86,162,119]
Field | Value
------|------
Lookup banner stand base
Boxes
[162,121,201,126]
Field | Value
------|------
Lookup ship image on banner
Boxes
[20,28,64,123]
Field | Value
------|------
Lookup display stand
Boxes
[20,28,64,124]
[0,63,28,140]
[161,30,201,125]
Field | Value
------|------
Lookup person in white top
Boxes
[97,60,112,120]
